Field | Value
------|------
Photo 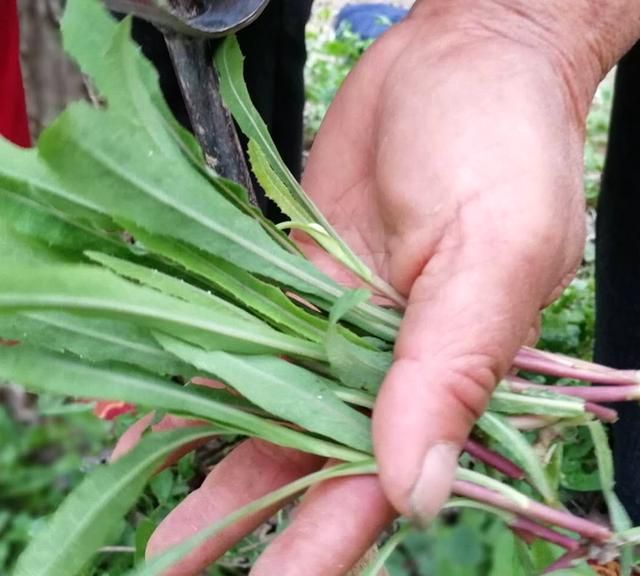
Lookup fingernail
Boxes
[409,442,460,527]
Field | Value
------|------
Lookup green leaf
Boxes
[361,525,412,576]
[214,175,299,253]
[279,221,373,280]
[0,344,365,462]
[61,0,203,171]
[514,539,536,576]
[529,540,563,573]
[37,102,343,305]
[488,528,517,576]
[326,328,391,393]
[134,519,156,565]
[544,442,563,494]
[217,36,392,292]
[1,185,128,257]
[587,421,614,494]
[248,139,309,224]
[63,12,178,160]
[13,426,217,576]
[36,394,96,416]
[85,251,261,325]
[588,421,633,575]
[149,470,174,504]
[0,263,325,359]
[477,413,556,503]
[61,0,294,252]
[18,16,399,338]
[157,334,373,453]
[328,288,372,325]
[0,312,191,376]
[324,288,392,391]
[0,219,66,264]
[216,37,319,225]
[118,229,328,343]
[489,389,585,417]
[0,138,108,222]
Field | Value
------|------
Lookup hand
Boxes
[113,383,395,576]
[117,2,639,574]
[299,1,595,524]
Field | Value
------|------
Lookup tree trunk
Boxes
[17,0,86,140]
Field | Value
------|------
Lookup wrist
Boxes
[408,0,640,118]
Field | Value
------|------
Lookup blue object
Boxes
[335,3,409,40]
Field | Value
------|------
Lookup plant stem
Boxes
[541,547,588,574]
[505,415,560,430]
[452,480,612,541]
[444,499,579,551]
[511,517,580,550]
[615,525,640,546]
[335,389,375,409]
[506,377,640,402]
[368,276,407,309]
[585,403,619,423]
[492,390,585,416]
[464,439,525,479]
[361,525,412,576]
[514,348,639,386]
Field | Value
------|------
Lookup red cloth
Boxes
[0,0,30,147]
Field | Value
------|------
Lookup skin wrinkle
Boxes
[339,184,387,261]
[374,36,582,294]
[444,358,503,422]
[402,278,523,361]
[400,307,526,380]
[411,1,604,124]
[397,184,568,309]
[304,164,394,281]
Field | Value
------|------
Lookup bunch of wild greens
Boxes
[2,1,640,574]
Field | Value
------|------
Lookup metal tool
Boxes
[104,0,271,198]
[104,1,269,37]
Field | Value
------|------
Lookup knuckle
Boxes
[443,353,501,423]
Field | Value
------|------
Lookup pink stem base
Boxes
[464,439,525,479]
[452,480,611,541]
[511,517,579,551]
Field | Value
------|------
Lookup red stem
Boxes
[452,480,612,541]
[504,377,619,422]
[511,517,580,551]
[506,376,640,402]
[464,439,525,479]
[514,348,638,386]
[584,403,618,423]
[541,547,588,574]
[511,526,536,545]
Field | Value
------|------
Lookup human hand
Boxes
[123,2,640,574]
[299,0,604,524]
[113,382,395,576]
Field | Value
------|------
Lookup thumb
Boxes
[372,242,557,523]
